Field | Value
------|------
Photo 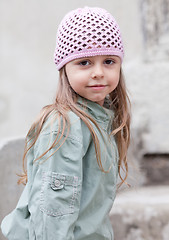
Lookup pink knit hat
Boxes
[54,6,124,70]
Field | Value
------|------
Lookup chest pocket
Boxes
[40,171,81,217]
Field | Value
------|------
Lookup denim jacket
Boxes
[1,97,119,240]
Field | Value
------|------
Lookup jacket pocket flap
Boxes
[51,174,65,190]
[50,172,79,190]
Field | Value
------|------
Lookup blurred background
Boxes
[0,0,169,239]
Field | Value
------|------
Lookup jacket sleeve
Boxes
[27,124,85,240]
[1,113,90,240]
[1,184,30,240]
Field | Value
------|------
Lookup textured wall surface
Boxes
[0,139,25,240]
[125,60,169,153]
[141,0,169,61]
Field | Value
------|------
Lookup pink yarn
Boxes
[54,6,124,70]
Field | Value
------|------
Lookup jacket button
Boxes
[54,179,61,188]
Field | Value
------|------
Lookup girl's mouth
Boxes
[88,85,106,90]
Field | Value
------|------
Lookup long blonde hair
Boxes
[18,66,130,186]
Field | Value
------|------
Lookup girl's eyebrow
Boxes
[73,58,90,63]
[76,57,89,61]
[105,55,118,59]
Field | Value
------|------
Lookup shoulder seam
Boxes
[39,131,83,145]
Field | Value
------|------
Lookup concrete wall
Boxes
[0,139,25,240]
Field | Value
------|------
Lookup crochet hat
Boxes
[54,6,124,70]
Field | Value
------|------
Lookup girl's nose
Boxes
[91,64,104,79]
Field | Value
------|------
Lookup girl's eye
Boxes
[79,60,90,66]
[104,59,114,65]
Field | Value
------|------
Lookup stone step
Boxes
[110,186,169,240]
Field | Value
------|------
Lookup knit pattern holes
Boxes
[54,7,124,70]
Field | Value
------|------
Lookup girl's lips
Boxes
[88,85,106,90]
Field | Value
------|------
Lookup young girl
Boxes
[1,6,130,240]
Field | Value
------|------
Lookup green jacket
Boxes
[1,97,119,240]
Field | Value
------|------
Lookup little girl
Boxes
[1,6,130,240]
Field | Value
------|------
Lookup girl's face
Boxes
[65,55,121,106]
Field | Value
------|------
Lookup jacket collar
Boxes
[76,96,114,130]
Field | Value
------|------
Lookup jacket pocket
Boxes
[40,171,80,217]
